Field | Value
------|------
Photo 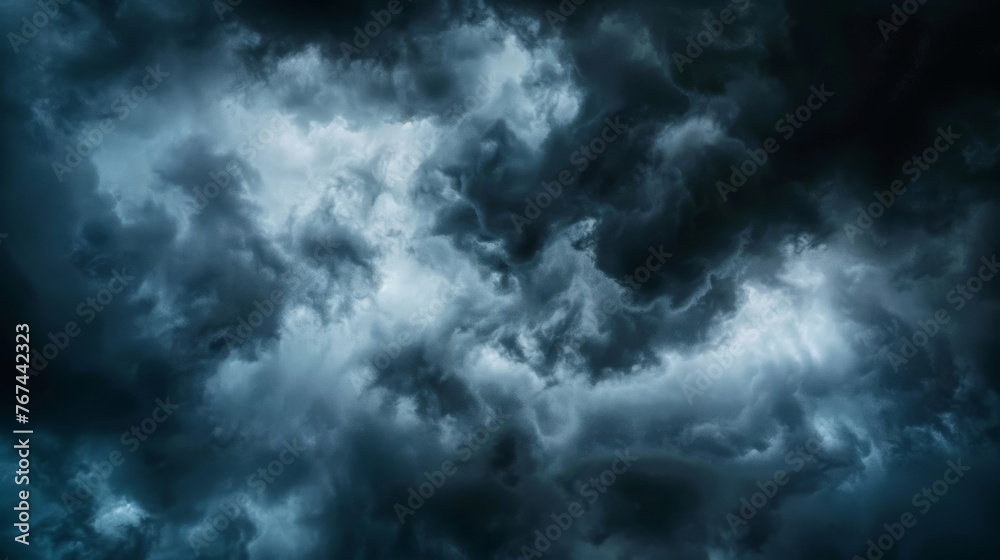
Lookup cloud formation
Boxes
[1,0,999,558]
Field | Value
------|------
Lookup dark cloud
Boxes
[1,0,999,558]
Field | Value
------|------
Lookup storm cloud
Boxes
[1,0,999,558]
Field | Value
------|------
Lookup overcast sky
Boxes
[1,0,999,559]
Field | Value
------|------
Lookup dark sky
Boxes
[1,0,999,559]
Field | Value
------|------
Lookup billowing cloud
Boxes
[1,0,999,558]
